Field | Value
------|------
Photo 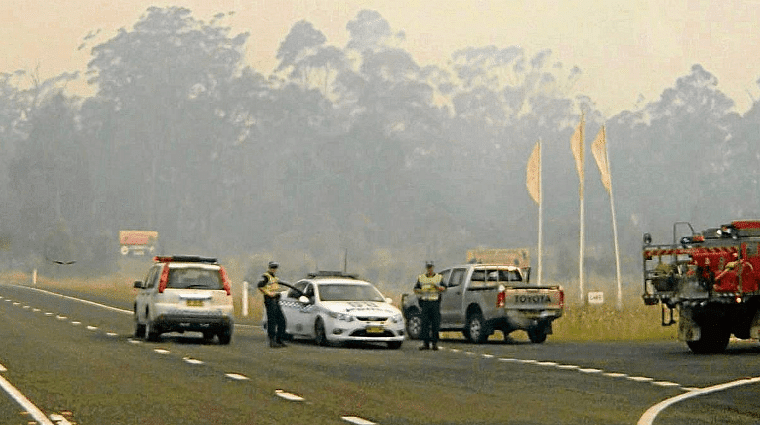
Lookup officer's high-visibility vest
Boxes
[261,272,280,297]
[417,273,443,301]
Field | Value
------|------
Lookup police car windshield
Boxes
[318,283,385,302]
[166,268,223,290]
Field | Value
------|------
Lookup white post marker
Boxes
[638,376,760,425]
[242,281,249,317]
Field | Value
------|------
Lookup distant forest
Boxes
[1,7,758,294]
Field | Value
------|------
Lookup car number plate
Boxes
[366,326,384,334]
[186,300,204,307]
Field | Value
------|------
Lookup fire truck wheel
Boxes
[686,326,730,354]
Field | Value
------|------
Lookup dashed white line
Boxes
[652,381,681,388]
[603,372,628,378]
[579,368,603,374]
[56,315,67,320]
[106,332,118,337]
[482,354,494,359]
[342,416,376,425]
[183,357,204,365]
[45,312,53,316]
[226,373,249,381]
[70,321,81,326]
[33,308,40,312]
[153,349,170,355]
[556,364,580,370]
[275,389,305,401]
[128,339,142,344]
[22,305,30,309]
[86,326,98,331]
[629,376,655,383]
[498,358,519,362]
[536,361,558,367]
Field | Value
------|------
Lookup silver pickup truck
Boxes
[401,263,564,343]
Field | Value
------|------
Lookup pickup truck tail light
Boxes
[219,267,232,296]
[158,263,170,293]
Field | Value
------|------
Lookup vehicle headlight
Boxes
[389,314,403,323]
[328,311,355,322]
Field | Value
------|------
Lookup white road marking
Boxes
[50,413,73,425]
[579,368,603,374]
[652,381,681,388]
[498,358,519,362]
[226,373,249,381]
[12,302,19,306]
[556,364,580,370]
[482,354,494,358]
[603,372,628,378]
[153,349,170,354]
[106,332,118,337]
[520,359,538,364]
[71,321,81,326]
[275,389,305,401]
[86,326,98,331]
[449,349,460,353]
[342,416,376,425]
[183,357,204,365]
[33,308,40,312]
[0,363,6,372]
[638,376,760,425]
[536,361,558,366]
[0,373,55,425]
[56,315,67,320]
[23,305,30,309]
[629,376,654,382]
[21,287,132,315]
[128,339,141,344]
[45,312,53,316]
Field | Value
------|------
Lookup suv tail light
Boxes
[158,263,170,293]
[559,289,565,308]
[219,267,232,296]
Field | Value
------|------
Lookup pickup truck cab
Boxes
[402,263,564,343]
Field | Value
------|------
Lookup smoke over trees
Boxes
[1,7,758,290]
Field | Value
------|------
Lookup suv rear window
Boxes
[167,268,223,290]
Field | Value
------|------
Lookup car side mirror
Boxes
[298,295,310,304]
[385,297,393,304]
[133,280,143,289]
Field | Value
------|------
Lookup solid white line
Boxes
[341,416,376,425]
[19,286,132,315]
[0,373,55,425]
[49,413,73,425]
[638,376,760,425]
[0,363,6,372]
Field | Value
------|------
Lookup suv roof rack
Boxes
[153,255,218,264]
[307,271,358,279]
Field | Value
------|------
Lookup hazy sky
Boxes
[3,0,760,116]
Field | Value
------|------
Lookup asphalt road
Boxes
[1,282,760,425]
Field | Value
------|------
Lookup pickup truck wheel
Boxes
[527,327,548,344]
[217,327,232,345]
[465,311,488,343]
[405,311,422,340]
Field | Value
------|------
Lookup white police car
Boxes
[268,272,405,349]
[133,256,234,344]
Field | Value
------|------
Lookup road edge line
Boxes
[638,376,760,425]
[0,372,55,425]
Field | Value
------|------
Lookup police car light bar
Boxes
[153,255,218,264]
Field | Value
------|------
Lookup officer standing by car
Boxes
[414,261,446,350]
[258,261,287,348]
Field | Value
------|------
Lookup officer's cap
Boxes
[425,261,434,268]
[268,261,279,269]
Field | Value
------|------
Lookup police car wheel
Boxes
[314,317,328,346]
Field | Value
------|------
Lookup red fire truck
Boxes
[642,219,760,353]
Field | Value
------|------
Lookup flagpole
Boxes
[578,116,585,305]
[604,128,623,309]
[538,139,543,286]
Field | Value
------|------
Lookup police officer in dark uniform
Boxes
[258,261,287,348]
[414,261,446,350]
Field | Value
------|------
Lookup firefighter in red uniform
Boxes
[414,261,446,350]
[258,261,287,348]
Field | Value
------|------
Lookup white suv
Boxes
[133,256,234,344]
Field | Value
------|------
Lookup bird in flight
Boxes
[46,257,76,265]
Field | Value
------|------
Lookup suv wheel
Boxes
[217,327,232,345]
[146,321,161,342]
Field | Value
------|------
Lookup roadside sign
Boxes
[588,291,604,305]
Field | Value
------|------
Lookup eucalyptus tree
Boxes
[85,7,250,247]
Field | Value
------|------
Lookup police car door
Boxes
[282,281,308,336]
